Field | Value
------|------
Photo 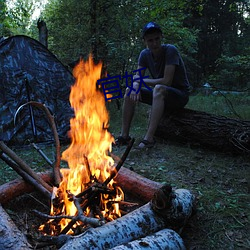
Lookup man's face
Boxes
[143,31,162,52]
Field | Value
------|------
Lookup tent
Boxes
[0,35,75,145]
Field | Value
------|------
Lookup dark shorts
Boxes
[140,86,189,112]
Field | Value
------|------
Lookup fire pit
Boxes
[0,55,196,249]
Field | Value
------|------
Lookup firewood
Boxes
[0,141,52,193]
[0,167,159,205]
[110,228,186,250]
[0,204,32,249]
[115,167,162,202]
[0,152,51,199]
[59,186,195,250]
[0,171,53,204]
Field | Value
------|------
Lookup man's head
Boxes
[142,22,162,39]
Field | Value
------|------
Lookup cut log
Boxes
[155,108,250,154]
[59,186,195,250]
[110,228,186,250]
[0,204,32,249]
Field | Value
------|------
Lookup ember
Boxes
[40,55,124,236]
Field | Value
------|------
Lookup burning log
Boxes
[0,204,32,249]
[110,228,186,250]
[0,166,160,205]
[59,185,195,250]
[156,108,250,154]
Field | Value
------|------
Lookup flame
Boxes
[41,55,123,235]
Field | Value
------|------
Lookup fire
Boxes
[40,55,123,235]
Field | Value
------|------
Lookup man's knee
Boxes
[153,84,166,98]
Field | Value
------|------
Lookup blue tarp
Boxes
[0,35,74,144]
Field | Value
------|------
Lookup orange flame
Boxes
[42,55,123,235]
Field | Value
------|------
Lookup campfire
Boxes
[39,55,127,236]
[0,55,196,249]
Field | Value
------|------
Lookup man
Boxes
[116,21,191,148]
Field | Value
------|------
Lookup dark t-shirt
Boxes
[138,44,191,91]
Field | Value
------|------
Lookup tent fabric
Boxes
[0,35,74,145]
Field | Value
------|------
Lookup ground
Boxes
[0,98,249,249]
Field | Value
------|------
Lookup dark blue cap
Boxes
[142,22,162,38]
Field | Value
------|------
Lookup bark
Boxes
[59,187,195,250]
[0,204,32,249]
[114,167,162,203]
[110,228,186,250]
[0,167,159,205]
[155,108,250,154]
[0,171,53,205]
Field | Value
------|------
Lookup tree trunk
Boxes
[155,108,250,154]
[37,19,48,47]
[0,204,32,249]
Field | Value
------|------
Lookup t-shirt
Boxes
[138,44,191,91]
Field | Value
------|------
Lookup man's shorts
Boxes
[140,86,189,112]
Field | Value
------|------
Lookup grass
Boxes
[0,94,249,249]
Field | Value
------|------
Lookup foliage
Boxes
[2,0,250,91]
[185,0,250,88]
[207,54,250,90]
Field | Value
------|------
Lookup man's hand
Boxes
[129,81,140,102]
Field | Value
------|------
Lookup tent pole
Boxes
[24,78,38,142]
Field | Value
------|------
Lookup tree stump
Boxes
[37,19,48,47]
[155,108,250,154]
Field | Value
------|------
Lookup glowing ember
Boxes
[40,55,124,235]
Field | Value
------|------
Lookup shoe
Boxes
[136,139,155,149]
[114,136,132,146]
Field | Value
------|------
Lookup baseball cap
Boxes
[142,22,162,38]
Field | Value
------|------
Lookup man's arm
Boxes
[141,64,175,87]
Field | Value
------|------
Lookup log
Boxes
[155,108,250,154]
[0,171,53,204]
[0,167,159,205]
[0,204,32,249]
[110,228,185,250]
[59,186,195,250]
[114,166,162,202]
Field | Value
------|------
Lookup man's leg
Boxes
[138,85,166,146]
[120,90,136,139]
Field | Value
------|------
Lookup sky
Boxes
[6,0,48,20]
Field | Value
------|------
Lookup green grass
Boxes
[186,93,250,120]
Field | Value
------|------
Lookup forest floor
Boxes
[0,97,249,250]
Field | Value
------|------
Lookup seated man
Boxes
[116,22,191,148]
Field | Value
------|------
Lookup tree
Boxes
[185,0,250,89]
